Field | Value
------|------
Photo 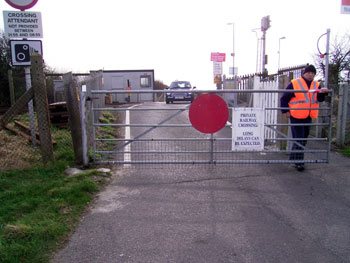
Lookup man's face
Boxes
[303,72,315,81]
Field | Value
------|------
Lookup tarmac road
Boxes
[53,102,350,263]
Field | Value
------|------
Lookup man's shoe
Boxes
[295,164,305,172]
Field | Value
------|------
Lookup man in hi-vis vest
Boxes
[280,65,328,172]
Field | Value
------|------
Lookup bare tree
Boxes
[0,31,27,106]
[314,32,350,94]
[153,80,169,102]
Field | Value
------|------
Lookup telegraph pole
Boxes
[227,23,235,76]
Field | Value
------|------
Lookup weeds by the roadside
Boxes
[340,146,350,157]
[0,111,117,263]
[0,113,74,171]
[0,164,110,263]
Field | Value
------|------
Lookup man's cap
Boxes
[303,64,317,74]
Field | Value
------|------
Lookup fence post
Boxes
[64,72,83,165]
[80,85,89,167]
[277,75,289,150]
[30,53,54,163]
[336,84,348,147]
[8,69,15,106]
[252,76,260,108]
[84,78,94,162]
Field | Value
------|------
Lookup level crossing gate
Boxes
[87,86,333,168]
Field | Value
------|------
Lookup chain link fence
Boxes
[0,112,74,172]
[0,66,75,171]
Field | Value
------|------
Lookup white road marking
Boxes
[124,105,138,167]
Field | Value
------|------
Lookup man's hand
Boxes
[320,87,328,93]
[309,88,329,94]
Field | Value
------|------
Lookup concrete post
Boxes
[8,69,15,106]
[277,75,289,150]
[336,84,348,147]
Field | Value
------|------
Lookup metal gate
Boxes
[88,87,333,167]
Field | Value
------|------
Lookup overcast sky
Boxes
[1,0,349,89]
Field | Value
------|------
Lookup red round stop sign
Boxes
[5,0,38,10]
[189,94,229,134]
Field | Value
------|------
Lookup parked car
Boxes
[166,81,195,104]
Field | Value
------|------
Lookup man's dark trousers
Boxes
[289,116,312,163]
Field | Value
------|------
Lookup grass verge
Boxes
[340,146,350,157]
[0,163,111,263]
[0,111,119,263]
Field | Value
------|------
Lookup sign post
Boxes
[4,0,41,146]
[211,52,225,85]
[23,66,36,145]
[189,94,229,163]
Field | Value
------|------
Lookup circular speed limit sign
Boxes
[5,0,38,10]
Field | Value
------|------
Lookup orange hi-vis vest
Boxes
[288,77,320,119]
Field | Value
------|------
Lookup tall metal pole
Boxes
[227,23,235,76]
[278,36,286,70]
[261,30,266,74]
[252,28,260,73]
[8,69,15,106]
[260,16,270,75]
[232,23,235,76]
[325,29,330,89]
[20,7,36,146]
[25,66,36,146]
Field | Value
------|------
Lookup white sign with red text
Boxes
[211,52,226,62]
[341,0,350,13]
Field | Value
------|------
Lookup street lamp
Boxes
[252,28,260,73]
[227,23,235,76]
[278,36,286,70]
[317,29,330,89]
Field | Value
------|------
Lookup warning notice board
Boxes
[3,10,43,38]
[232,108,265,151]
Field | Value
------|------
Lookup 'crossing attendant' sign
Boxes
[3,11,43,39]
